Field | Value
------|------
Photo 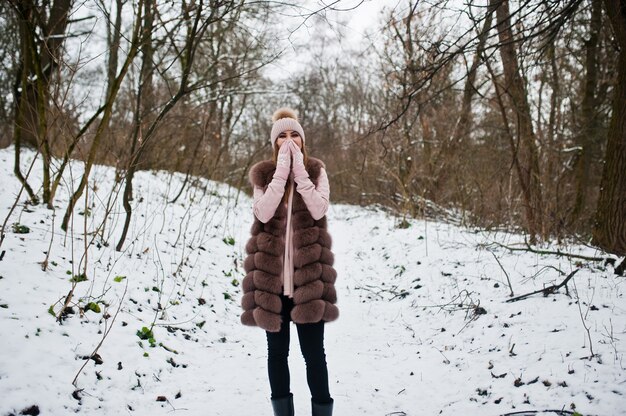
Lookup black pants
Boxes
[266,295,332,404]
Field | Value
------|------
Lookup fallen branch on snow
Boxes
[491,241,606,262]
[504,269,579,303]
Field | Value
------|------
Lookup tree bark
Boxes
[13,15,38,204]
[116,0,155,250]
[105,0,124,100]
[593,0,626,255]
[11,0,71,206]
[13,2,41,204]
[572,0,602,226]
[494,0,545,243]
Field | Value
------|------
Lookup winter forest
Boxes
[0,0,624,415]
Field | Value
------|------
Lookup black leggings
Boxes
[266,295,332,404]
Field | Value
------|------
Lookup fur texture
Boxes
[241,157,339,332]
[272,107,298,122]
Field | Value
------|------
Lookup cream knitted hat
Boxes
[270,107,305,147]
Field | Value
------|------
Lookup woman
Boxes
[241,108,339,416]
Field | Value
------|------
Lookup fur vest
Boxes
[241,157,339,332]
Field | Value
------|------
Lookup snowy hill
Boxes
[0,147,623,416]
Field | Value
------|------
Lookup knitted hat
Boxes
[270,107,305,147]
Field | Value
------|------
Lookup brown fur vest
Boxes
[241,157,339,332]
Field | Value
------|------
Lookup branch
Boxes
[489,250,514,297]
[505,269,579,303]
[492,241,607,262]
[72,281,128,386]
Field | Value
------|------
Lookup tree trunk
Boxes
[572,0,602,227]
[494,0,545,243]
[106,0,124,99]
[117,0,155,251]
[13,13,38,204]
[13,2,42,204]
[593,0,626,256]
[13,0,41,150]
[12,0,71,206]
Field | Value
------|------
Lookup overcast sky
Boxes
[262,0,400,81]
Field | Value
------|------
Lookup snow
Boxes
[0,146,624,416]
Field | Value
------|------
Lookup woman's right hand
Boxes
[274,139,292,180]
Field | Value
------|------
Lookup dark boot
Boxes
[311,398,333,416]
[271,393,294,416]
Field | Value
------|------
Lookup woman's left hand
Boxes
[288,141,307,178]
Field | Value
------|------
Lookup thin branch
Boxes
[492,241,607,262]
[505,269,579,303]
[72,281,128,386]
[489,250,514,297]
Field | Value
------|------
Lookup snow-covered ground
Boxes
[0,147,623,416]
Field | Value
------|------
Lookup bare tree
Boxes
[0,4,19,148]
[571,0,603,227]
[10,0,72,205]
[115,1,274,250]
[61,0,146,231]
[493,0,545,243]
[593,0,626,256]
[428,3,498,203]
[363,0,612,238]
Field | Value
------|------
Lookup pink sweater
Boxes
[253,168,330,298]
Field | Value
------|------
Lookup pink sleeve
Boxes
[294,167,330,220]
[253,177,286,223]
